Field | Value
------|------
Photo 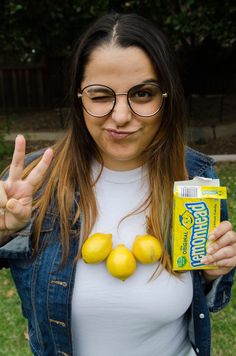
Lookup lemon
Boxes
[106,244,136,281]
[82,233,112,263]
[132,234,162,264]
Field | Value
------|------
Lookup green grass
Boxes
[0,144,13,173]
[215,162,236,230]
[0,161,235,355]
[211,282,236,356]
[0,269,31,356]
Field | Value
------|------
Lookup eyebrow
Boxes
[87,86,111,93]
[141,79,159,84]
[81,79,160,93]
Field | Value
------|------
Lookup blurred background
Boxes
[0,0,235,128]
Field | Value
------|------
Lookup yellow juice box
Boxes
[172,177,227,270]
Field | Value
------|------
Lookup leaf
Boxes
[6,289,15,298]
[24,331,30,341]
[3,279,10,285]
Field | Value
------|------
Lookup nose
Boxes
[111,95,132,126]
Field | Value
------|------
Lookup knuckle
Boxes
[213,240,221,250]
[223,248,231,258]
[223,220,233,231]
[225,258,234,268]
[227,230,236,242]
[217,259,230,268]
[208,254,215,263]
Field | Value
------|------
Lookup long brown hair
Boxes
[23,13,187,273]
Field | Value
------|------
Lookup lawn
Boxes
[0,155,235,354]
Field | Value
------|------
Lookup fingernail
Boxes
[6,200,14,210]
[208,233,215,241]
[201,257,208,264]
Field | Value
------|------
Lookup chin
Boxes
[103,153,142,170]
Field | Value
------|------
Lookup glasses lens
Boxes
[128,83,164,116]
[81,85,115,116]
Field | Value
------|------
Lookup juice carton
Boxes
[172,177,227,270]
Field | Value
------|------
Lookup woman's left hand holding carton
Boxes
[0,135,53,244]
[202,221,236,281]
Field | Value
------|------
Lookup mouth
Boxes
[105,129,137,139]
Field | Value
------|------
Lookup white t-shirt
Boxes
[71,163,195,356]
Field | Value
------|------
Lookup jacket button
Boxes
[196,348,199,353]
[199,313,205,319]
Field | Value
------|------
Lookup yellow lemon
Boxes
[82,233,112,263]
[132,234,162,264]
[106,244,136,281]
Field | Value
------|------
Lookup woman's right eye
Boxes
[90,93,114,102]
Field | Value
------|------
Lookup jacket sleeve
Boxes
[0,220,34,258]
[204,269,235,312]
[197,155,234,312]
[0,150,44,269]
[186,147,235,311]
[0,218,34,269]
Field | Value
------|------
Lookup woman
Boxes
[0,13,235,356]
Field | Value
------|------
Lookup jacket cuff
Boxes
[204,269,235,312]
[205,276,223,308]
[0,219,34,259]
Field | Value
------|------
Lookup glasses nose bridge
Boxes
[115,91,128,96]
[114,91,130,107]
[112,91,132,118]
[115,91,128,99]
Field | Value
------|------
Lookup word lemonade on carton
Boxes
[172,177,227,270]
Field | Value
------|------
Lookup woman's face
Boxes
[80,45,163,171]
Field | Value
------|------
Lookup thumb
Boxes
[6,198,27,217]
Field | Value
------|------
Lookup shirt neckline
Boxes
[92,161,148,184]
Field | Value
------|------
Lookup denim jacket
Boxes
[0,147,234,356]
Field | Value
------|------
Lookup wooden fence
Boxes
[187,94,236,124]
[0,65,50,111]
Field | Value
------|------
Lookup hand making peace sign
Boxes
[0,135,53,241]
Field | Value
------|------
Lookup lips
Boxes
[106,129,137,139]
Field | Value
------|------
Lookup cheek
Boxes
[83,114,103,140]
[83,112,95,132]
[84,117,93,135]
[145,116,161,138]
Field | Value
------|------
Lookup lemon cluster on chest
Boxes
[82,233,163,281]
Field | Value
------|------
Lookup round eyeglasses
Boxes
[77,82,168,117]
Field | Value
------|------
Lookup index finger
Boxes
[0,181,8,207]
[8,135,26,182]
[26,148,54,187]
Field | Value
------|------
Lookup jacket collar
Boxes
[185,147,215,179]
